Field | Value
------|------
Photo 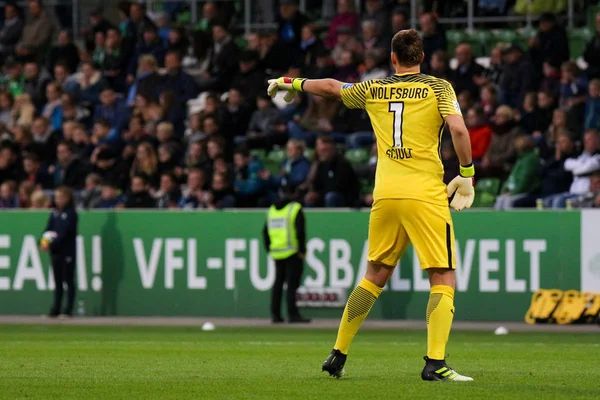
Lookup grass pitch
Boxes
[0,325,597,399]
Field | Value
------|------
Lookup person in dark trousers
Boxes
[40,186,78,317]
[262,187,310,324]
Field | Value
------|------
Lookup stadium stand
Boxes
[0,0,599,210]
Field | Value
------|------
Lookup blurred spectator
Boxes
[331,26,361,64]
[163,51,199,108]
[533,91,557,144]
[288,95,340,147]
[426,50,451,80]
[390,8,409,34]
[157,143,183,180]
[179,168,208,209]
[96,184,122,209]
[12,93,35,128]
[361,20,384,53]
[122,175,155,208]
[155,12,171,46]
[452,44,484,99]
[208,171,236,209]
[585,79,600,131]
[519,92,543,135]
[363,0,390,40]
[500,45,534,109]
[457,91,474,115]
[231,50,266,106]
[545,129,600,208]
[419,13,446,66]
[0,2,24,59]
[514,132,575,208]
[102,28,127,91]
[222,88,253,142]
[246,94,287,149]
[4,60,24,97]
[199,23,238,93]
[18,180,35,208]
[30,188,51,208]
[128,25,166,82]
[185,141,206,170]
[92,118,123,151]
[233,147,265,207]
[154,172,182,209]
[0,145,19,183]
[261,139,310,201]
[529,13,569,86]
[130,142,158,188]
[93,31,106,66]
[53,62,77,92]
[127,55,162,105]
[0,92,13,126]
[50,141,88,190]
[559,61,588,110]
[480,106,523,178]
[540,59,561,101]
[41,82,62,131]
[304,136,359,207]
[21,153,51,189]
[47,29,80,75]
[74,62,106,108]
[83,7,115,53]
[130,2,156,43]
[91,146,128,190]
[201,137,226,180]
[71,123,94,159]
[479,46,504,87]
[32,116,60,163]
[441,141,459,185]
[361,50,388,82]
[584,12,600,80]
[23,62,51,110]
[94,88,128,132]
[466,106,492,164]
[15,0,54,63]
[259,28,294,74]
[0,180,18,208]
[333,50,360,83]
[297,24,326,73]
[166,26,189,59]
[326,0,359,49]
[77,173,102,209]
[494,135,541,210]
[277,0,310,49]
[572,172,600,208]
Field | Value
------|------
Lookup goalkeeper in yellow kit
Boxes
[267,29,474,381]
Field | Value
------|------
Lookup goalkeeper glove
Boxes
[447,163,475,211]
[267,77,307,103]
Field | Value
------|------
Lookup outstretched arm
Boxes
[267,77,345,100]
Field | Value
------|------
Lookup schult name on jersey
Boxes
[370,86,430,100]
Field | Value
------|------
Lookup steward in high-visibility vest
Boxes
[262,197,310,324]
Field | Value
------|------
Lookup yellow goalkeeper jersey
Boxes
[340,72,462,206]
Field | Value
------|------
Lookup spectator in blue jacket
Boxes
[585,79,600,131]
[74,61,106,108]
[40,186,78,317]
[163,51,199,108]
[127,25,166,84]
[93,88,129,132]
[233,147,265,207]
[95,184,123,209]
[260,139,311,202]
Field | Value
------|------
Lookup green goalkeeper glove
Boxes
[447,164,475,211]
[267,77,307,103]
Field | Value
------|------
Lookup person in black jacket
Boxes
[53,141,89,189]
[0,2,24,60]
[262,185,310,323]
[584,12,600,80]
[529,13,570,88]
[47,29,80,76]
[123,175,156,208]
[40,186,78,317]
[304,135,359,207]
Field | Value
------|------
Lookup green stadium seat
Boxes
[262,159,281,176]
[345,148,369,165]
[473,178,501,208]
[250,149,266,161]
[446,30,467,55]
[467,30,494,57]
[304,149,315,160]
[492,29,519,49]
[267,149,286,164]
[569,27,594,59]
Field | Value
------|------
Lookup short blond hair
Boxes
[31,190,51,209]
[157,122,174,135]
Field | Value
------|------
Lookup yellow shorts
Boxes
[368,199,456,269]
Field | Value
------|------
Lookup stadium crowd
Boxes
[0,0,599,210]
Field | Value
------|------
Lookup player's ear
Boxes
[420,52,425,64]
[391,52,397,66]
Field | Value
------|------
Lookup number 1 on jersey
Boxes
[389,102,405,148]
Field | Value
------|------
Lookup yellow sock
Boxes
[333,278,383,354]
[426,285,455,360]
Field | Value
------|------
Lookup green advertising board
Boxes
[0,210,588,321]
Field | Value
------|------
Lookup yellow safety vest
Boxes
[267,202,302,260]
